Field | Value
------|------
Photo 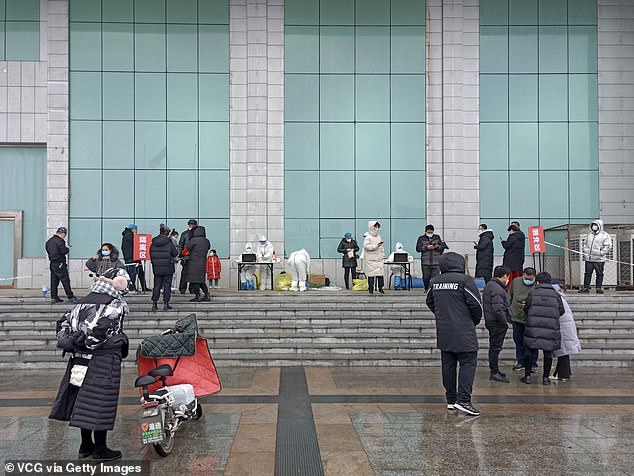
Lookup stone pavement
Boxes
[1,366,634,475]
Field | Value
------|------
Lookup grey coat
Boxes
[553,287,582,358]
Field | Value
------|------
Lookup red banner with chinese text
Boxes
[527,226,545,254]
[133,233,152,261]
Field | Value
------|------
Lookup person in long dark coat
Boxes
[150,225,178,311]
[337,233,359,290]
[501,224,525,289]
[474,224,494,282]
[50,271,130,462]
[187,226,211,302]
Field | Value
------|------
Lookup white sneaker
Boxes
[447,404,456,410]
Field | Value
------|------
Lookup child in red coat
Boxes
[206,249,222,289]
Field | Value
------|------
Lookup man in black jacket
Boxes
[416,224,448,291]
[483,266,512,383]
[45,227,77,304]
[178,219,197,294]
[501,222,526,289]
[150,225,178,311]
[121,224,137,291]
[474,223,494,282]
[426,252,483,416]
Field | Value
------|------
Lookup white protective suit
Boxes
[287,249,311,291]
[358,232,370,272]
[387,242,414,278]
[582,219,612,263]
[240,243,256,288]
[256,235,275,290]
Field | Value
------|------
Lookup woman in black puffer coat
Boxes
[150,226,178,311]
[187,226,211,302]
[521,272,565,385]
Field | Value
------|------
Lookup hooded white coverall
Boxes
[287,249,311,291]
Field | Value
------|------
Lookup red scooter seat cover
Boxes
[137,338,221,397]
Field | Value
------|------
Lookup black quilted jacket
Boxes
[523,283,565,351]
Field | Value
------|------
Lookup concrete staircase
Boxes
[1,292,633,368]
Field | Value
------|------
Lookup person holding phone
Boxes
[363,221,385,294]
[416,224,448,291]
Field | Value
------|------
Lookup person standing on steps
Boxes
[363,221,385,295]
[187,226,211,302]
[206,249,222,289]
[551,284,581,380]
[579,219,612,294]
[178,219,197,294]
[337,232,359,290]
[483,266,512,383]
[426,252,483,416]
[501,223,525,290]
[508,267,539,373]
[45,226,78,304]
[416,224,448,292]
[150,225,178,311]
[474,223,494,283]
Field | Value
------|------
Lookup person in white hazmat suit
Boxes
[240,243,256,290]
[287,249,311,291]
[387,242,414,290]
[579,219,613,294]
[255,235,275,290]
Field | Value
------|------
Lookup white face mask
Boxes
[426,233,433,237]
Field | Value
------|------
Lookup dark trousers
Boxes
[179,262,189,293]
[524,349,553,378]
[367,276,384,293]
[191,282,209,298]
[343,267,357,289]
[152,274,173,302]
[583,261,605,289]
[50,262,74,300]
[512,321,538,367]
[441,350,477,404]
[126,263,138,291]
[80,428,108,452]
[422,264,440,291]
[487,324,508,373]
[553,355,572,379]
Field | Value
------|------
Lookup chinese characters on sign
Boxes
[133,234,152,261]
[527,226,545,254]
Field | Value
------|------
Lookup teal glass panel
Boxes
[539,74,568,122]
[199,25,229,73]
[539,26,567,73]
[70,0,101,22]
[167,170,197,217]
[102,219,132,247]
[103,23,134,71]
[71,121,102,169]
[285,26,319,73]
[5,21,39,60]
[167,122,198,169]
[168,73,198,121]
[320,171,354,217]
[320,0,354,25]
[538,123,568,170]
[285,219,319,257]
[320,26,354,73]
[167,25,198,72]
[0,22,5,59]
[70,170,102,217]
[509,75,537,122]
[135,24,166,72]
[135,170,167,217]
[320,75,354,121]
[539,0,567,25]
[68,219,101,259]
[102,0,132,22]
[356,27,390,73]
[167,0,197,23]
[569,26,598,74]
[480,26,508,74]
[70,72,102,120]
[355,75,390,122]
[569,122,598,170]
[285,74,319,121]
[196,219,229,258]
[391,26,425,74]
[103,72,134,120]
[568,0,597,25]
[509,0,537,25]
[0,0,4,21]
[199,0,229,25]
[6,0,38,20]
[320,123,354,170]
[284,122,319,170]
[320,237,346,258]
[199,122,230,169]
[509,123,538,170]
[355,123,390,170]
[103,122,134,169]
[135,73,166,120]
[391,75,425,122]
[355,0,390,25]
[539,171,568,219]
[135,0,166,23]
[480,123,508,171]
[509,27,537,73]
[199,74,229,121]
[391,123,425,170]
[320,219,356,237]
[355,218,390,251]
[285,0,319,25]
[480,0,508,26]
[285,171,319,218]
[509,171,538,217]
[390,219,425,253]
[391,171,424,218]
[479,75,508,122]
[569,74,598,122]
[70,23,101,71]
[569,171,599,219]
[0,221,14,273]
[0,147,46,257]
[355,171,390,217]
[135,122,166,169]
[102,170,134,217]
[391,0,425,26]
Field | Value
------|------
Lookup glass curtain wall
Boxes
[69,0,230,258]
[284,0,427,258]
[0,0,40,60]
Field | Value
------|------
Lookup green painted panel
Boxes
[355,27,390,73]
[539,171,568,219]
[285,26,319,73]
[509,75,538,122]
[103,122,134,169]
[539,26,567,73]
[135,169,167,217]
[391,75,425,122]
[539,122,569,170]
[539,74,568,122]
[320,0,354,25]
[480,0,509,26]
[510,171,539,217]
[569,122,598,170]
[539,0,567,25]
[285,74,319,121]
[167,73,198,121]
[480,26,508,74]
[355,75,390,122]
[135,73,166,120]
[480,123,508,171]
[320,75,354,121]
[355,123,390,171]
[199,25,230,73]
[355,171,390,217]
[390,123,425,171]
[285,171,320,218]
[199,122,230,169]
[391,0,425,26]
[167,24,198,72]
[103,72,134,120]
[480,75,508,122]
[70,23,102,71]
[509,0,537,25]
[320,123,354,170]
[320,171,354,217]
[167,122,198,169]
[285,122,319,170]
[103,23,134,71]
[355,0,390,25]
[285,0,319,25]
[509,27,537,73]
[102,170,134,217]
[70,121,102,169]
[320,26,354,73]
[391,170,425,218]
[509,123,538,170]
[569,74,598,122]
[480,172,509,221]
[569,26,598,74]
[391,26,425,74]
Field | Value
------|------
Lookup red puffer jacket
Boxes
[206,255,222,280]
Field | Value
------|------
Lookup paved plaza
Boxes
[1,365,633,475]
